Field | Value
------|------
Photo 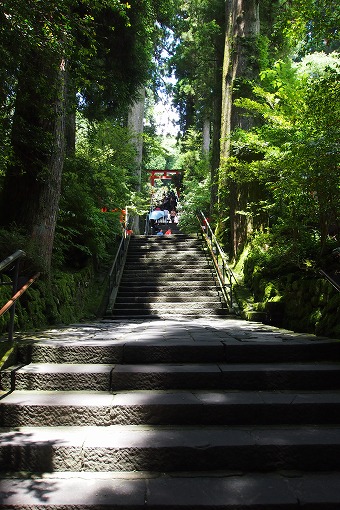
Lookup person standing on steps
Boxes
[170,209,177,224]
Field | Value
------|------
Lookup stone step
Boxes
[2,389,340,427]
[120,275,217,283]
[108,309,230,318]
[1,363,113,391]
[4,361,340,392]
[2,471,340,509]
[127,245,203,251]
[15,336,340,365]
[106,309,234,322]
[1,424,340,473]
[130,236,198,243]
[109,361,340,391]
[116,290,222,299]
[125,245,205,252]
[125,253,207,260]
[116,282,219,290]
[115,295,222,303]
[122,267,211,274]
[112,302,226,311]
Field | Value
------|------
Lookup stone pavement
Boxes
[1,316,340,508]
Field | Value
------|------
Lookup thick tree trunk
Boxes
[31,58,67,273]
[210,30,224,222]
[0,50,67,274]
[202,117,211,154]
[219,0,260,258]
[128,87,145,234]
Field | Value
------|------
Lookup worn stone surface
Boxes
[0,316,340,507]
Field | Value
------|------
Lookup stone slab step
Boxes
[16,337,340,365]
[116,283,220,291]
[1,471,340,508]
[124,263,211,270]
[112,302,227,311]
[125,256,208,263]
[115,295,222,303]
[4,361,340,392]
[120,275,217,283]
[130,238,200,245]
[109,361,340,390]
[17,341,228,364]
[130,244,203,251]
[116,290,222,299]
[2,389,340,426]
[109,309,230,318]
[106,313,235,320]
[1,424,340,472]
[119,281,217,289]
[1,363,113,391]
[121,262,212,277]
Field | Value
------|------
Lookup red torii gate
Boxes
[148,169,182,187]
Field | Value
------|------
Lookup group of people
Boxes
[149,190,179,235]
[155,227,172,236]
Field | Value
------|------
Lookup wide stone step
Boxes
[4,361,340,392]
[112,302,226,311]
[108,310,230,319]
[116,290,222,299]
[130,242,202,249]
[120,275,217,283]
[126,253,207,260]
[1,424,340,472]
[130,237,199,244]
[117,282,219,290]
[15,336,340,365]
[126,247,205,254]
[2,389,340,427]
[123,267,211,274]
[2,471,340,509]
[115,295,222,303]
[109,308,230,318]
[109,362,340,391]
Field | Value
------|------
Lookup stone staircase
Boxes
[1,318,340,508]
[108,233,231,319]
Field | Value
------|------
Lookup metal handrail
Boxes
[197,211,238,312]
[103,206,133,314]
[319,269,340,292]
[0,250,40,343]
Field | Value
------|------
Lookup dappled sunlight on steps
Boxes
[0,317,340,508]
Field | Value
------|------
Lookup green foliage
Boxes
[176,129,211,232]
[54,116,137,269]
[178,176,210,233]
[274,0,340,54]
[169,0,224,131]
[230,53,340,258]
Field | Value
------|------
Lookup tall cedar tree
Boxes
[0,0,173,273]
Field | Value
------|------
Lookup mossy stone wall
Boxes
[239,261,340,338]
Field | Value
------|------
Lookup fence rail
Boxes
[197,211,238,312]
[0,250,40,343]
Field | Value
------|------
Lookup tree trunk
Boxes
[0,49,67,274]
[128,87,145,234]
[202,117,211,154]
[219,0,260,258]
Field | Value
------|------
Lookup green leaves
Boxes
[230,51,340,256]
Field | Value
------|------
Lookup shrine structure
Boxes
[148,169,182,187]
